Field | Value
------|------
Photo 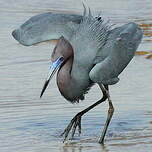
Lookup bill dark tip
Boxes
[40,79,50,98]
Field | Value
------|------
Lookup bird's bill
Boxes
[40,57,64,98]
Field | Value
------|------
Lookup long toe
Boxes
[61,114,82,142]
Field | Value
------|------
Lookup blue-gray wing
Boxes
[12,12,82,46]
[89,22,143,85]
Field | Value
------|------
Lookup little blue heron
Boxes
[12,6,143,144]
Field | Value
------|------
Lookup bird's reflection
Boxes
[61,141,109,152]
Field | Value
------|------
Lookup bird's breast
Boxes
[57,58,92,103]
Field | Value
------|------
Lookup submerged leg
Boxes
[98,85,114,144]
[61,84,108,142]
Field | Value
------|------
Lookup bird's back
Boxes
[65,13,111,101]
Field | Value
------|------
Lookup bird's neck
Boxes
[57,56,92,102]
[57,57,74,98]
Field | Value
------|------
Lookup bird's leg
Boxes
[98,85,114,144]
[61,84,108,142]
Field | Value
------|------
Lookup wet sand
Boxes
[0,0,152,152]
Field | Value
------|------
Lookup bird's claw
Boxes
[60,114,82,142]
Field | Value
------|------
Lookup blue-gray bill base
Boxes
[12,5,143,144]
[40,57,64,98]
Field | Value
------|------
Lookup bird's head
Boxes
[40,36,73,98]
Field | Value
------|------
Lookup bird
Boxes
[12,5,143,144]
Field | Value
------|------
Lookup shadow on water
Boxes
[62,143,109,152]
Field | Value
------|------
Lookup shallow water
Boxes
[0,0,152,152]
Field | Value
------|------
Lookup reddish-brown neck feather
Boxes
[57,56,74,100]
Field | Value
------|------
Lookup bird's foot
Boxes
[60,113,82,142]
